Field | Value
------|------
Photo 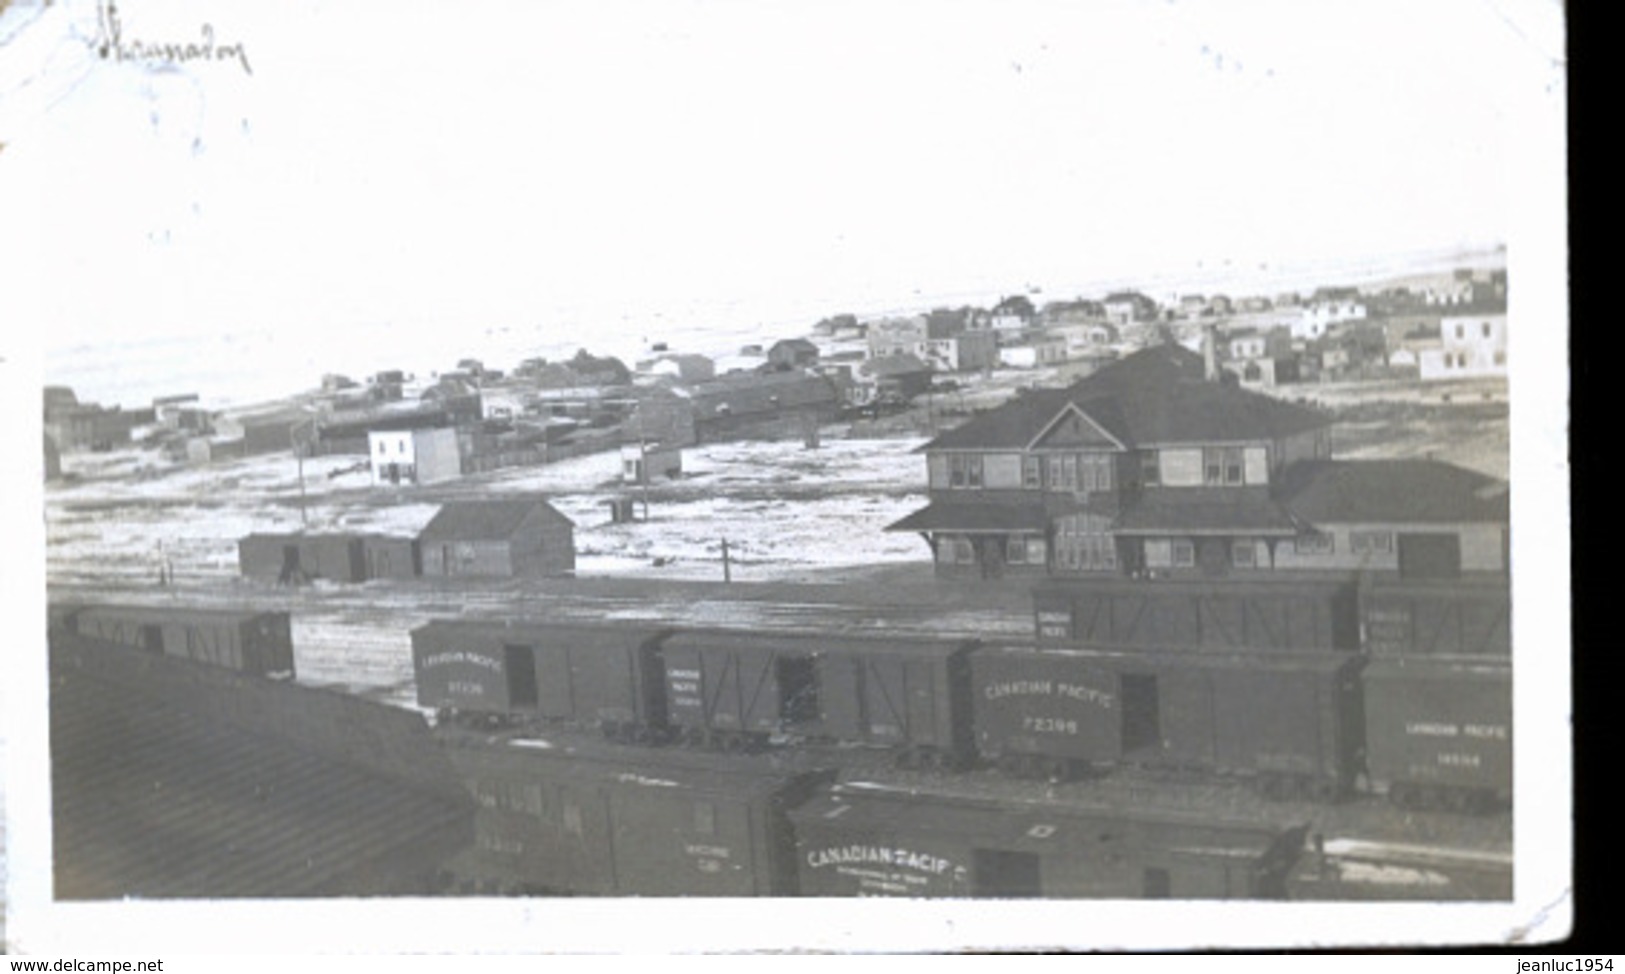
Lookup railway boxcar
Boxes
[411,620,671,736]
[1361,656,1512,812]
[239,533,368,584]
[1031,577,1361,654]
[1361,579,1511,658]
[59,604,295,678]
[971,645,1364,797]
[443,730,831,896]
[658,629,978,759]
[791,781,1306,899]
[359,534,422,581]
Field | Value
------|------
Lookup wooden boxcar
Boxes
[1361,579,1511,658]
[59,604,295,678]
[790,781,1306,899]
[658,629,976,758]
[359,534,422,580]
[1031,577,1361,654]
[970,645,1364,797]
[411,619,670,735]
[239,533,368,583]
[1361,656,1512,812]
[1288,838,1513,901]
[443,731,831,896]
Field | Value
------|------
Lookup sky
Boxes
[0,0,1563,364]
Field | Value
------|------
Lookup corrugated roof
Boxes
[922,346,1329,451]
[1111,487,1299,536]
[886,502,1049,534]
[1275,460,1510,525]
[418,496,573,542]
[50,634,472,899]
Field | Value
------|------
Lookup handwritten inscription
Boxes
[94,0,253,76]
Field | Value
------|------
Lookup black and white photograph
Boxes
[0,0,1569,954]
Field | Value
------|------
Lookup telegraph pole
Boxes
[720,538,732,583]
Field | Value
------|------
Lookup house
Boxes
[1101,291,1159,325]
[621,440,683,484]
[1293,300,1368,340]
[851,352,933,405]
[887,344,1334,579]
[1228,329,1268,361]
[1418,312,1507,380]
[369,427,463,486]
[687,371,840,444]
[998,335,1069,369]
[213,408,318,457]
[417,496,576,578]
[919,330,997,373]
[1272,460,1508,578]
[767,338,820,370]
[637,353,716,384]
[44,404,145,453]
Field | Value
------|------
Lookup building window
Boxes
[1023,456,1041,489]
[1204,448,1244,486]
[1232,541,1257,568]
[1007,537,1028,564]
[1171,540,1195,567]
[1140,452,1160,487]
[1294,532,1334,555]
[1494,350,1506,365]
[949,455,983,489]
[1482,322,1492,338]
[1350,531,1394,555]
[1455,324,1465,339]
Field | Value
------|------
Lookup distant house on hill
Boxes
[767,338,820,370]
[687,371,840,444]
[418,497,576,578]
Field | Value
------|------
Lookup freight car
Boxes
[1031,576,1362,654]
[970,644,1364,799]
[658,629,978,765]
[50,603,295,678]
[442,729,832,896]
[790,781,1307,899]
[413,619,980,765]
[1361,656,1512,812]
[1360,578,1511,658]
[410,619,672,740]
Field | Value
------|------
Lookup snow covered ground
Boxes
[45,430,934,586]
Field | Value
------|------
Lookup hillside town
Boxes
[38,258,1515,910]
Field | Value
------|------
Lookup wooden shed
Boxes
[418,497,576,578]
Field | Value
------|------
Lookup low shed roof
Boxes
[418,497,573,542]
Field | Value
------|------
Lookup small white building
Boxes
[1293,301,1367,341]
[1419,313,1507,380]
[621,441,683,484]
[998,336,1069,369]
[368,427,463,486]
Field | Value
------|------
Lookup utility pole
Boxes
[720,537,732,583]
[291,419,314,528]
